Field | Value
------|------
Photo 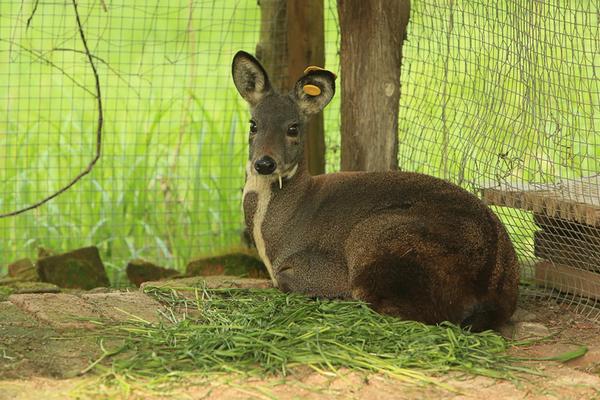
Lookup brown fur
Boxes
[233,51,519,331]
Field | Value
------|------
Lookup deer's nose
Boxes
[254,156,277,175]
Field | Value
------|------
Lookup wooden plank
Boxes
[287,0,326,175]
[534,213,600,240]
[481,175,600,226]
[534,230,600,273]
[535,260,600,300]
[534,213,600,249]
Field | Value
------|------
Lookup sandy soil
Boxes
[2,296,600,400]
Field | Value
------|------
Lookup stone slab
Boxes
[499,321,550,340]
[0,282,60,302]
[0,329,103,379]
[0,301,40,328]
[81,291,163,324]
[141,275,273,292]
[8,293,101,331]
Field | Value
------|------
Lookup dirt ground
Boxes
[0,300,600,400]
[1,291,600,399]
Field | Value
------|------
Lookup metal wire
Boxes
[1,0,598,316]
[398,0,600,314]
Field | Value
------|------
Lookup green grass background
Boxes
[0,0,597,286]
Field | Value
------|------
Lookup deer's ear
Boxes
[292,69,336,116]
[232,51,272,106]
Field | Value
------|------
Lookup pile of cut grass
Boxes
[89,285,532,390]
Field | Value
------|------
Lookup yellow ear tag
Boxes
[303,66,337,79]
[303,84,321,96]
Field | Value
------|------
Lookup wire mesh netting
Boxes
[0,0,340,284]
[399,1,599,316]
[1,0,599,314]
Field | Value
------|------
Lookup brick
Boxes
[126,259,180,287]
[37,246,109,290]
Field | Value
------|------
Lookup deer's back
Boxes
[309,171,497,236]
[260,170,510,271]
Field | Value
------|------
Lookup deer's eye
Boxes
[287,124,299,138]
[249,120,257,134]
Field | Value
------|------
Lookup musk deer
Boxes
[232,51,519,331]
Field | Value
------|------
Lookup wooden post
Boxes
[287,0,326,175]
[338,0,410,172]
[256,0,326,175]
[256,0,288,91]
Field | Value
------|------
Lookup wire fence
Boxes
[399,0,599,316]
[1,0,599,314]
[0,0,341,285]
[1,0,251,281]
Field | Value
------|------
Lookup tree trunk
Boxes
[287,0,326,175]
[338,0,410,172]
[256,0,326,175]
[256,0,288,91]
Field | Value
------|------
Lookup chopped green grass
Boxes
[86,285,533,392]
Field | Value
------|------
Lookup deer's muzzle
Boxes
[254,156,277,175]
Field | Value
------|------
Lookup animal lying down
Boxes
[232,51,519,332]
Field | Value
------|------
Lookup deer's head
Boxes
[232,51,336,181]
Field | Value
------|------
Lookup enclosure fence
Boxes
[398,1,599,317]
[1,1,599,317]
